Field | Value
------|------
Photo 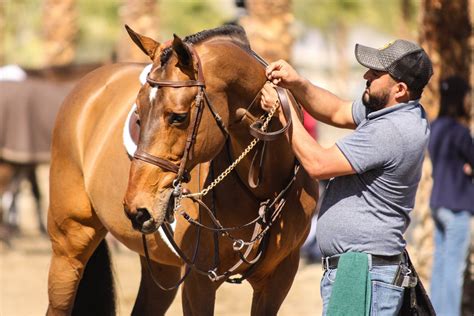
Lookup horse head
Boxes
[123,26,235,234]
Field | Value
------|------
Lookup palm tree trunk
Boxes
[419,0,471,119]
[239,0,294,63]
[0,3,6,65]
[116,0,159,63]
[407,1,472,315]
[42,0,77,66]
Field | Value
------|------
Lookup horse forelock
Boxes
[159,24,250,66]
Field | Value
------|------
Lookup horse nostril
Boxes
[135,208,152,225]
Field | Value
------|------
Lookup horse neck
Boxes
[203,42,297,197]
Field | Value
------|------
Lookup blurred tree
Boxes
[75,0,120,64]
[116,0,230,62]
[239,0,294,63]
[398,0,418,39]
[2,0,229,67]
[418,0,471,119]
[0,4,5,65]
[407,1,472,314]
[293,0,418,95]
[42,0,78,66]
[2,1,44,68]
[160,0,229,39]
[116,0,159,63]
[294,0,418,35]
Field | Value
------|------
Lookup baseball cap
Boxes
[355,39,433,91]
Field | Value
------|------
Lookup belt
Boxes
[322,253,403,271]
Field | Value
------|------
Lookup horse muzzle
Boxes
[123,188,175,234]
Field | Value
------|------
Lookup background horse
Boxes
[0,64,101,245]
[47,24,317,315]
[0,77,79,243]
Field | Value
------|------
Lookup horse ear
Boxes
[172,34,193,69]
[125,24,160,61]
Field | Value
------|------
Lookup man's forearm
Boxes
[289,78,354,129]
[278,102,355,180]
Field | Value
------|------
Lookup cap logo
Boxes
[379,40,394,50]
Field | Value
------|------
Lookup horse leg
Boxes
[131,256,180,316]
[249,250,300,315]
[46,165,112,315]
[181,272,217,315]
[6,168,22,231]
[27,165,46,234]
[0,162,14,245]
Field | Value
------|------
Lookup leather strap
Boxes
[248,141,266,188]
[146,78,205,87]
[136,43,232,184]
[322,253,403,271]
[133,149,190,183]
[134,149,180,173]
[249,86,293,141]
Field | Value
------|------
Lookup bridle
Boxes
[133,45,228,184]
[132,43,301,288]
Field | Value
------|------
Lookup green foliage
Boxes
[2,0,231,66]
[159,0,231,39]
[294,0,419,35]
[76,0,120,63]
[295,0,362,31]
[2,1,44,67]
[2,0,419,68]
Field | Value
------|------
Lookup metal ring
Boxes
[172,179,180,188]
[208,269,218,282]
[233,239,245,251]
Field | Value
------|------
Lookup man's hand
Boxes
[266,59,301,89]
[464,163,472,176]
[260,82,282,117]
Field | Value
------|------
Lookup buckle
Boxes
[321,257,330,271]
[233,239,245,251]
[401,275,418,288]
[208,269,219,282]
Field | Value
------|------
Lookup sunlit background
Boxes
[1,0,473,315]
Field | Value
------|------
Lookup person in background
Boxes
[429,75,473,316]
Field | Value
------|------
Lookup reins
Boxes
[136,43,302,288]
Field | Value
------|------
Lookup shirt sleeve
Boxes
[456,126,474,166]
[352,97,369,126]
[336,118,402,174]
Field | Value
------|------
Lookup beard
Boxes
[362,82,390,111]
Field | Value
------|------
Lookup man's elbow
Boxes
[303,163,332,181]
[302,156,354,180]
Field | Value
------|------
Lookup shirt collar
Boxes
[367,99,420,120]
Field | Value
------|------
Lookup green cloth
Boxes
[327,252,372,316]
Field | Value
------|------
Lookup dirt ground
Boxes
[0,170,323,316]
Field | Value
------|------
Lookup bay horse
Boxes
[47,24,318,315]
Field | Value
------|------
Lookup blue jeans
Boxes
[430,207,471,316]
[320,256,405,316]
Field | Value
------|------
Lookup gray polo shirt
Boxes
[316,98,429,257]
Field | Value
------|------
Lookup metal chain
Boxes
[182,100,280,200]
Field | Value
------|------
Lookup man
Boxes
[261,40,433,315]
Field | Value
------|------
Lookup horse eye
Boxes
[169,113,188,125]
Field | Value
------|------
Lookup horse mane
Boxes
[160,24,251,65]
